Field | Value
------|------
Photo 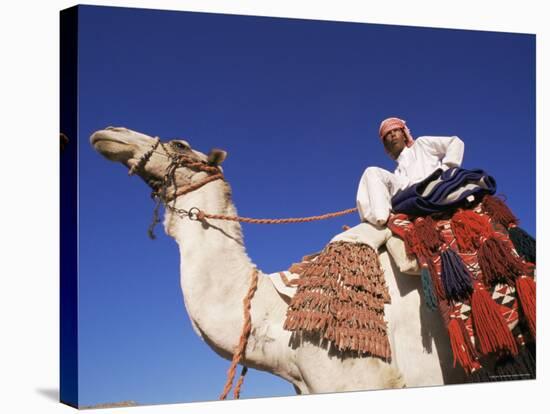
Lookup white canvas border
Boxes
[1,1,546,413]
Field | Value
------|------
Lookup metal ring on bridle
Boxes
[188,207,201,221]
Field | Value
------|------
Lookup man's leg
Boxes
[357,167,404,226]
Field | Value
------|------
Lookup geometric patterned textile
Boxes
[387,200,536,380]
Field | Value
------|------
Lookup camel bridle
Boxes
[130,137,224,200]
[127,137,226,238]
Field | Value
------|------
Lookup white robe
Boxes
[356,136,465,226]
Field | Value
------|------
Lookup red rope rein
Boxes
[219,268,259,400]
[198,207,358,224]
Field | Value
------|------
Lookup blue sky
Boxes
[75,5,535,407]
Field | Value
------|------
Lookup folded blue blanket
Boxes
[391,167,497,216]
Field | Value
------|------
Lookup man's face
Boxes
[382,128,407,159]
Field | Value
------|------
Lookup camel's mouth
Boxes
[90,130,133,162]
[90,129,131,145]
[90,128,167,189]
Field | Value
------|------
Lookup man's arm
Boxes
[356,168,370,222]
[418,136,465,169]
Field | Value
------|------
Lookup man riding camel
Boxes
[356,117,465,227]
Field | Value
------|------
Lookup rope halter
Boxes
[127,137,225,238]
[131,137,224,199]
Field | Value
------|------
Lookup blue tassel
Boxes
[440,248,473,301]
[421,266,438,311]
[508,226,536,264]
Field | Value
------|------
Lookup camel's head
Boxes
[90,127,227,192]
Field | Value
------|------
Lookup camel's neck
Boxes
[163,178,257,355]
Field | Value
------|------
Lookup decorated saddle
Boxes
[281,167,535,382]
[387,167,536,381]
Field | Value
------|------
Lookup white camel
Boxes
[90,126,465,395]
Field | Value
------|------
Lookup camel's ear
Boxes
[207,148,227,166]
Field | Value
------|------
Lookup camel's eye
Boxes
[171,141,189,152]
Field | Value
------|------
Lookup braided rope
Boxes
[128,137,160,176]
[219,268,259,400]
[233,366,248,399]
[183,160,221,174]
[164,173,225,202]
[199,207,358,224]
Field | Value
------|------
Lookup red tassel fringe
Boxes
[451,209,494,252]
[482,195,518,228]
[411,216,442,259]
[471,283,518,356]
[516,276,536,339]
[447,318,479,373]
[403,229,418,259]
[478,236,527,285]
